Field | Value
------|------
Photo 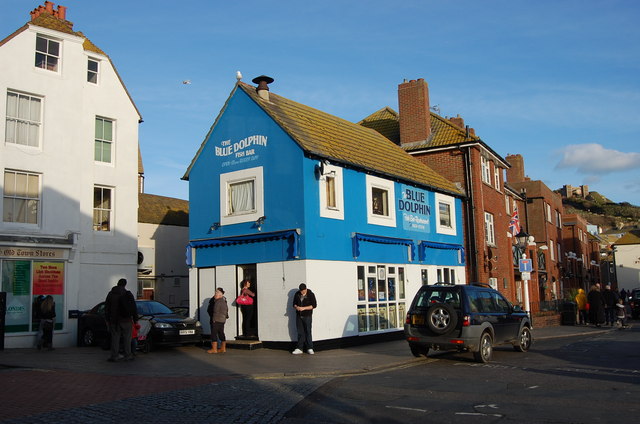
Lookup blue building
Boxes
[183,76,466,347]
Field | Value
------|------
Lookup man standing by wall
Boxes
[105,278,137,361]
[292,283,317,355]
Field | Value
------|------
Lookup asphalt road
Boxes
[282,326,640,424]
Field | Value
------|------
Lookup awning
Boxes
[186,229,301,266]
[418,240,465,263]
[352,232,415,261]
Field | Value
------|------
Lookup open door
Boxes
[236,264,257,339]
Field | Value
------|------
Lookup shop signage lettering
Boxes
[215,135,268,159]
[1,247,64,259]
[399,186,431,232]
[33,262,64,295]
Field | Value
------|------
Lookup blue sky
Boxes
[4,0,640,205]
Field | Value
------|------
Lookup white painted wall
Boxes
[614,244,640,291]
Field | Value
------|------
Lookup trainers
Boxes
[292,348,303,355]
[307,349,315,355]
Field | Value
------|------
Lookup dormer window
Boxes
[35,35,60,72]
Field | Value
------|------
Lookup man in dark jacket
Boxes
[104,278,137,361]
[602,284,619,326]
[292,283,317,355]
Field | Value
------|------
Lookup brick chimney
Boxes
[398,78,431,146]
[30,2,67,22]
[449,115,464,129]
[506,154,526,183]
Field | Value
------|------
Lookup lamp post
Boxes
[515,229,531,313]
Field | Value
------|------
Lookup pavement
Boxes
[0,323,617,379]
[0,324,623,423]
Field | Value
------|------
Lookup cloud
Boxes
[555,143,640,174]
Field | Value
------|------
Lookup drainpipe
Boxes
[463,145,478,282]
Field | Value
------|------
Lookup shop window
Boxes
[93,186,112,231]
[436,267,456,284]
[357,264,405,333]
[3,170,40,225]
[319,164,344,220]
[94,117,114,163]
[35,35,60,72]
[366,175,396,227]
[220,166,264,226]
[87,58,99,84]
[435,193,456,235]
[5,91,42,147]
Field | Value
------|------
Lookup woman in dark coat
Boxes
[587,284,605,326]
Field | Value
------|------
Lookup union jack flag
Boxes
[509,203,521,237]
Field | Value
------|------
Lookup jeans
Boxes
[296,315,313,350]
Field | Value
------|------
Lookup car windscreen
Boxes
[137,301,173,316]
[415,289,460,309]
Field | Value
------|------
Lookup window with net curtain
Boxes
[5,91,41,147]
[3,170,39,224]
[228,179,255,215]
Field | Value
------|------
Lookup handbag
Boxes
[236,294,253,306]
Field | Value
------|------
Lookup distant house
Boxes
[138,192,189,308]
[0,2,141,348]
[183,76,465,346]
[613,230,640,292]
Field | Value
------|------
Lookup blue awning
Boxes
[186,229,301,266]
[418,240,465,263]
[352,232,415,261]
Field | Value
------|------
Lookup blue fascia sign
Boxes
[399,185,431,233]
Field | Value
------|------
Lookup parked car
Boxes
[404,282,533,363]
[78,300,202,351]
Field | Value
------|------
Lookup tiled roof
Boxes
[359,107,480,151]
[139,193,189,227]
[237,83,461,196]
[614,230,640,245]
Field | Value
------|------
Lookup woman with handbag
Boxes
[238,279,256,338]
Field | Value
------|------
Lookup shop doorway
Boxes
[236,264,257,339]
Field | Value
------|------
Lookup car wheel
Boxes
[426,303,458,335]
[473,332,493,363]
[514,326,532,352]
[409,343,429,358]
[81,328,95,347]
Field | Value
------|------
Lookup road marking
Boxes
[456,412,503,417]
[386,406,427,413]
[527,385,539,389]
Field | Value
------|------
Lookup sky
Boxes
[3,0,640,205]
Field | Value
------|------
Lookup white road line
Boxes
[385,406,428,413]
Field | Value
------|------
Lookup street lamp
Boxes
[514,228,532,314]
[515,229,530,249]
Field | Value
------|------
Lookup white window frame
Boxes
[545,202,552,223]
[93,185,113,232]
[366,175,395,227]
[549,239,555,261]
[319,164,344,220]
[505,195,510,214]
[484,211,495,246]
[435,192,457,236]
[5,90,43,148]
[494,166,501,191]
[555,210,562,227]
[35,34,60,73]
[3,169,41,226]
[94,116,114,164]
[481,156,491,184]
[87,58,99,84]
[220,166,264,226]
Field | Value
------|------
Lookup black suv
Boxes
[404,282,533,363]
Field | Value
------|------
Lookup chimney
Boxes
[398,78,431,146]
[45,1,54,14]
[506,154,526,183]
[449,115,464,129]
[30,2,67,21]
[252,75,274,101]
[55,5,67,20]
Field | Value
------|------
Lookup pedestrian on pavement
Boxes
[292,283,317,355]
[575,288,588,325]
[207,287,228,354]
[602,284,619,326]
[615,298,631,329]
[38,295,56,351]
[587,284,605,327]
[238,279,256,339]
[105,278,138,362]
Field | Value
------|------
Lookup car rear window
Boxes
[415,288,461,309]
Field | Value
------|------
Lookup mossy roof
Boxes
[139,193,189,227]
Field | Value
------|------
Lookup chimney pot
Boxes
[45,1,54,14]
[252,75,274,101]
[56,5,67,20]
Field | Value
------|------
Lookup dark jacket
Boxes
[293,289,317,317]
[105,286,137,324]
[207,297,228,323]
[39,296,56,320]
[602,289,619,308]
[587,288,605,324]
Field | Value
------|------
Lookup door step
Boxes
[227,339,263,350]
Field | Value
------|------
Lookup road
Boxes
[282,326,640,424]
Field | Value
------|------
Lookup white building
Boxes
[0,2,141,348]
[613,230,640,292]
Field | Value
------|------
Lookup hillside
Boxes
[561,191,640,231]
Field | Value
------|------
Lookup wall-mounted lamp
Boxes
[316,159,335,178]
[210,222,220,231]
[255,216,266,231]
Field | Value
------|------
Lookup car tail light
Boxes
[407,336,419,342]
[406,313,411,324]
[462,315,470,327]
[449,339,464,345]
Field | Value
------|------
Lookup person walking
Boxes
[39,295,56,351]
[105,278,137,362]
[575,288,588,325]
[587,284,605,327]
[207,288,228,354]
[292,283,317,355]
[239,279,256,338]
[602,285,619,326]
